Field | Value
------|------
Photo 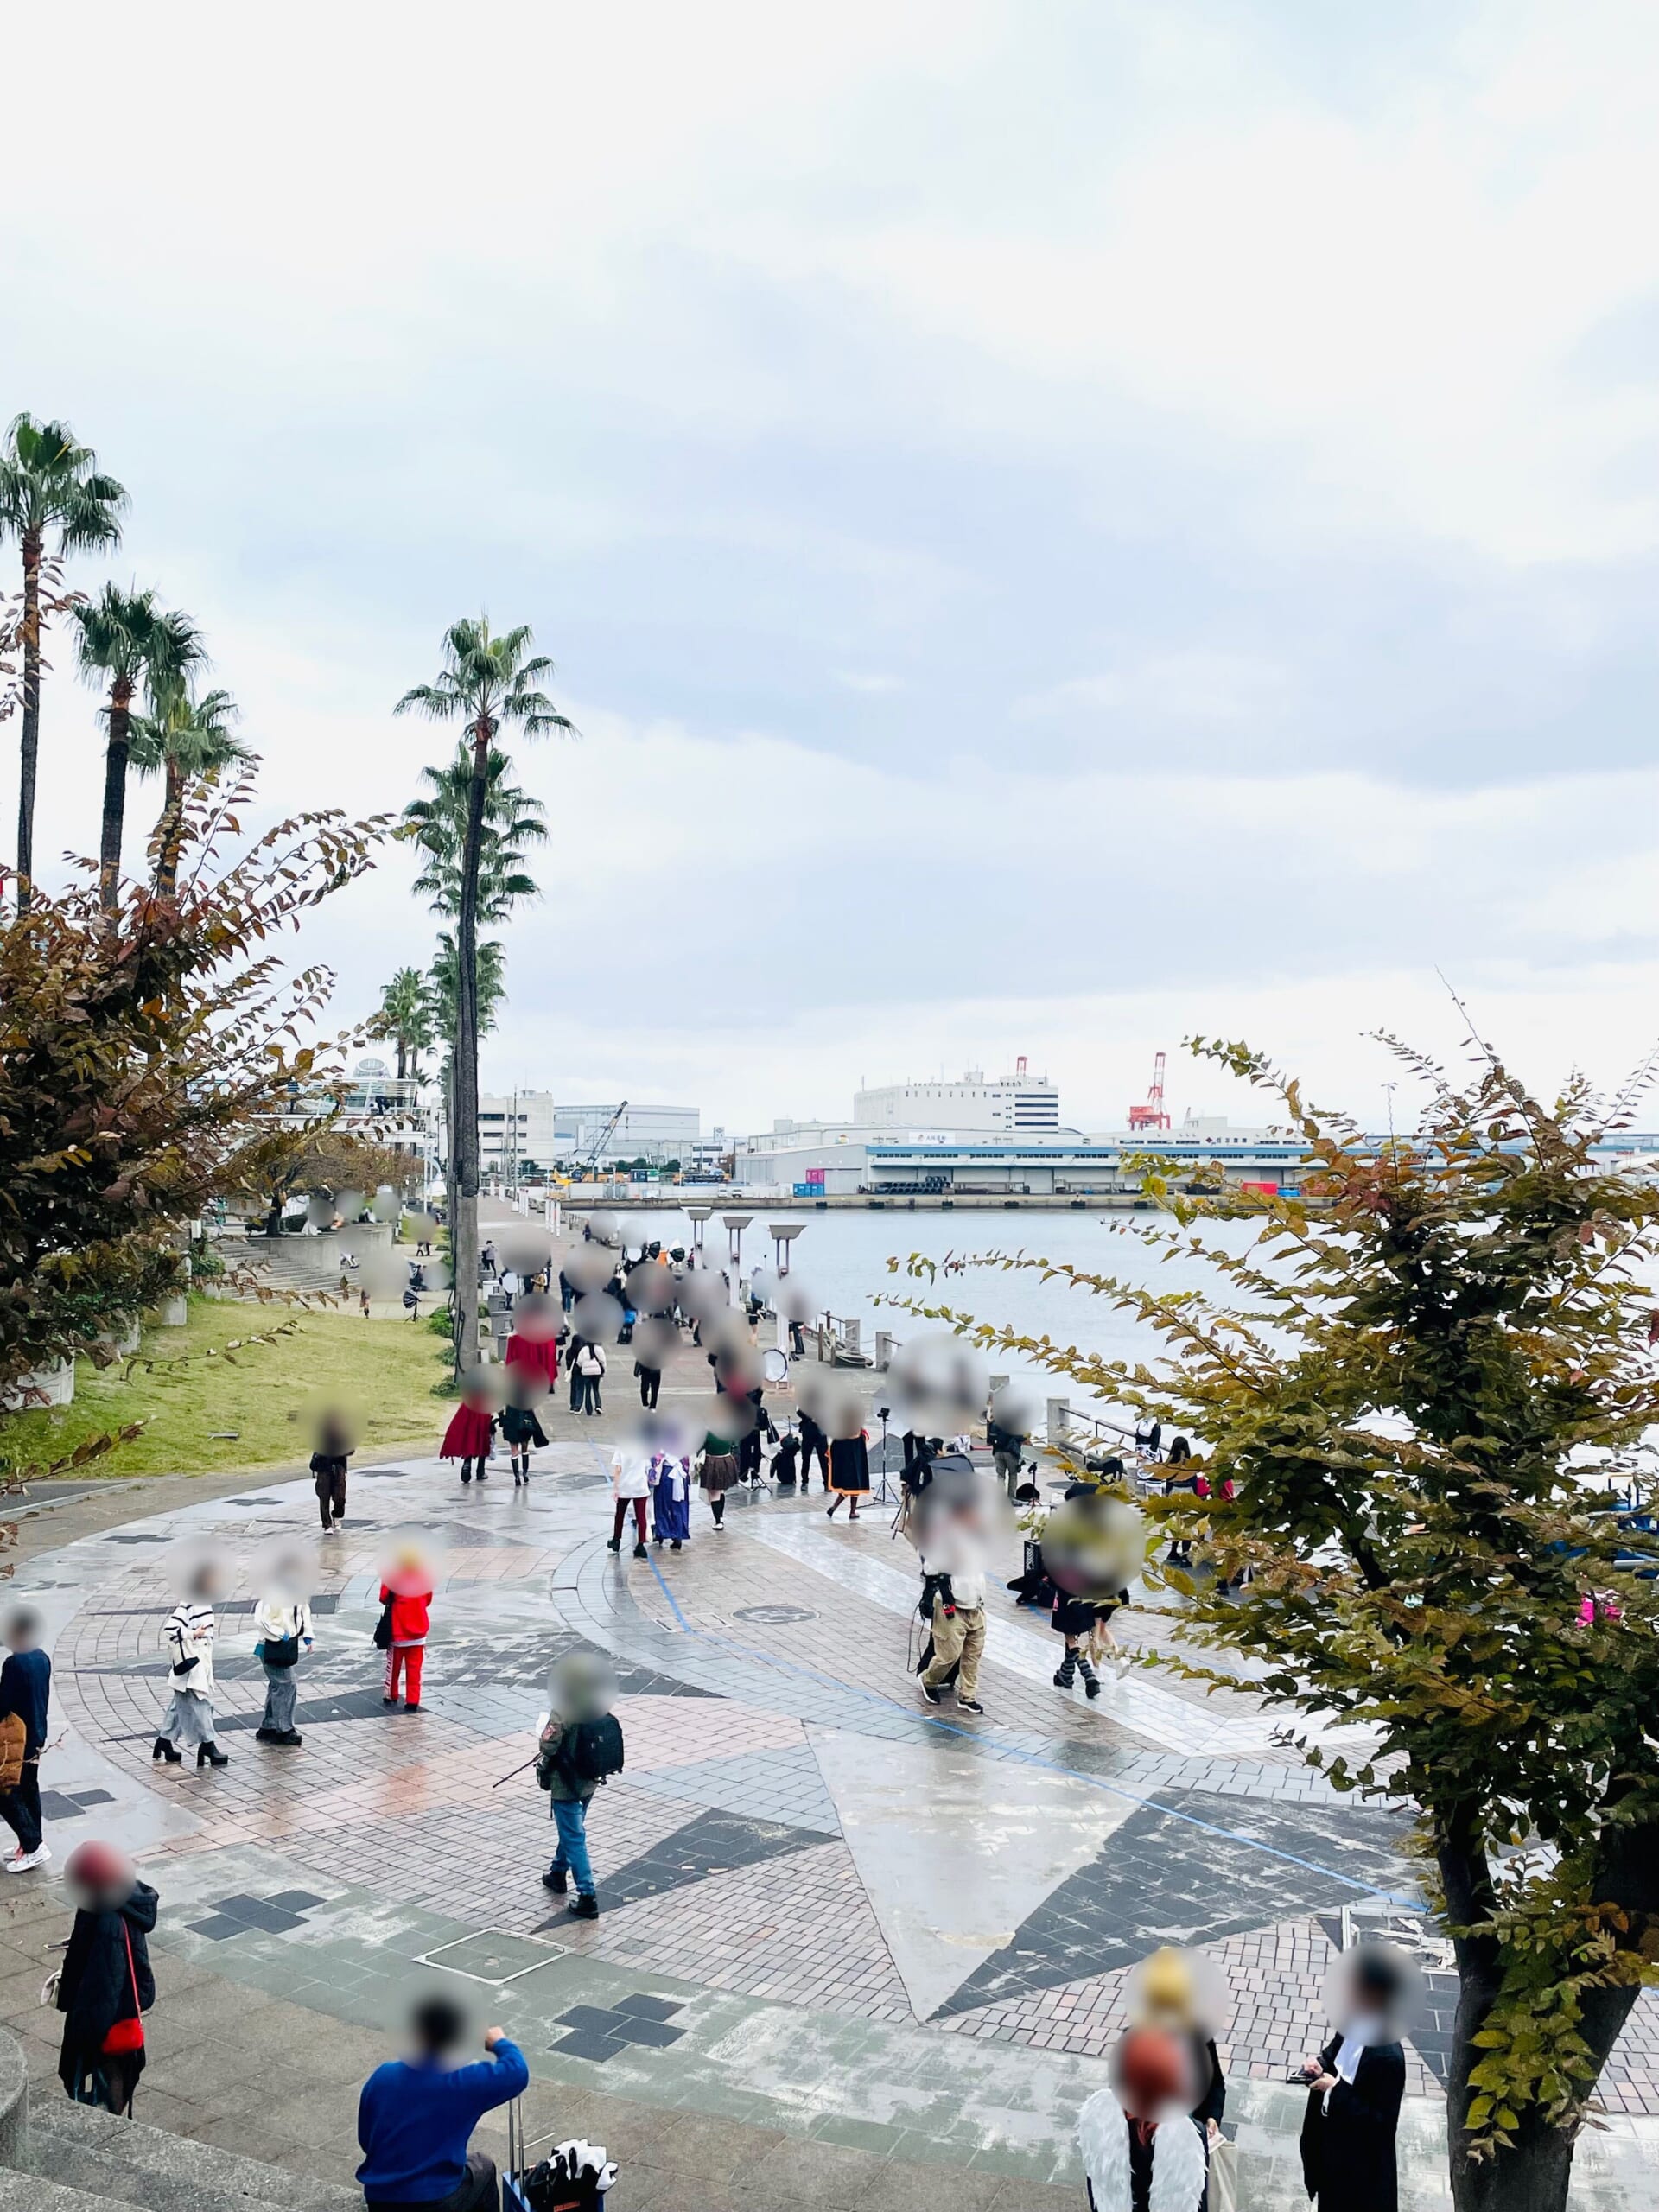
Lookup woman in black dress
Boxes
[55,1841,157,2114]
[825,1427,870,1522]
[1297,1948,1408,2212]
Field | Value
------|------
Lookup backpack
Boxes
[567,1714,625,1785]
[0,1713,24,1793]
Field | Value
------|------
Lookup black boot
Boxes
[542,1866,569,1895]
[632,1541,648,1560]
[198,1741,230,1769]
[152,1737,181,1764]
[567,1893,599,1921]
[1078,1657,1101,1700]
[606,1536,621,1554]
[1053,1655,1077,1689]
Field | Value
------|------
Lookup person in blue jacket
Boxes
[0,1605,53,1872]
[357,1997,529,2211]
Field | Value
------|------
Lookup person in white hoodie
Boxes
[156,1562,229,1770]
[917,1526,989,1717]
[253,1554,315,1749]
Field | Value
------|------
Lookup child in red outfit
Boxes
[380,1562,433,1711]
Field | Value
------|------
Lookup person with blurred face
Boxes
[607,1440,651,1558]
[537,1657,624,1920]
[1297,1948,1408,2212]
[253,1576,314,1748]
[380,1554,433,1713]
[917,1517,988,1716]
[696,1421,741,1531]
[311,1416,353,1532]
[647,1444,692,1549]
[156,1566,228,1768]
[575,1337,607,1416]
[356,1996,528,2211]
[1078,2024,1207,2212]
[1135,1947,1226,2153]
[0,1605,52,1870]
[798,1407,830,1492]
[440,1376,495,1485]
[824,1424,871,1523]
[54,1840,158,2114]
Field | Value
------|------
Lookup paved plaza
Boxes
[1,1434,1656,2209]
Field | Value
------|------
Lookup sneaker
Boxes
[919,1681,943,1707]
[957,1699,985,1715]
[4,1844,49,1873]
[542,1867,569,1895]
[567,1893,600,1921]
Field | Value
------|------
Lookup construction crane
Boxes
[577,1100,629,1181]
[1128,1052,1171,1132]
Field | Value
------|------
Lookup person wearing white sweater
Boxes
[156,1569,229,1769]
[253,1593,314,1748]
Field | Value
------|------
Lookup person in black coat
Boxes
[55,1841,157,2113]
[1297,1948,1408,2212]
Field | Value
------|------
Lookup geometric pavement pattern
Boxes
[30,1442,1659,2120]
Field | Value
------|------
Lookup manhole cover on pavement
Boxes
[733,1605,817,1625]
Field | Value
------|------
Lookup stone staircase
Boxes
[3,2099,359,2212]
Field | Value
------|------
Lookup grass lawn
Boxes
[0,1298,450,1480]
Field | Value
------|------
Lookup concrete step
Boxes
[29,2098,358,2212]
[0,2172,122,2212]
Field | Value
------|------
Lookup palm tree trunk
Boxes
[99,679,134,914]
[448,720,491,1378]
[153,755,186,898]
[15,531,41,913]
[395,1034,408,1082]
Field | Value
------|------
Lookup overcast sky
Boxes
[6,2,1658,1135]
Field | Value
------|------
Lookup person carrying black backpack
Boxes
[536,1654,625,1922]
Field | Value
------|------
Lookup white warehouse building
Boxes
[854,1066,1062,1133]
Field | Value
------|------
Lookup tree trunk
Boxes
[99,681,133,913]
[395,1035,407,1082]
[153,755,185,898]
[448,722,491,1378]
[1440,1808,1644,2212]
[15,531,41,913]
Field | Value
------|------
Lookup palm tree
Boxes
[430,933,506,1041]
[72,588,206,912]
[404,747,548,918]
[0,415,127,909]
[376,966,436,1082]
[394,619,572,1372]
[130,684,250,896]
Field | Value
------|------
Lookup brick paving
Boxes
[3,1408,1659,2205]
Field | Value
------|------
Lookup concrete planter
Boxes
[96,1316,141,1358]
[0,1359,73,1412]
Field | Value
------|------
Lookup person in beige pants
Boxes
[918,1564,988,1715]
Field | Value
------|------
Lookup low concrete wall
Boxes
[0,2024,27,2172]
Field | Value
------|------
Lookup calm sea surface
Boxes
[589,1204,1268,1427]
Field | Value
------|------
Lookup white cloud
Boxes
[835,671,908,695]
[1015,651,1287,727]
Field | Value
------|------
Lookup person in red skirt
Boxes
[380,1548,433,1713]
[440,1371,497,1484]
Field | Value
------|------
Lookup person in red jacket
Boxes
[504,1293,560,1395]
[380,1551,433,1713]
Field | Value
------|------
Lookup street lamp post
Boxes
[768,1223,804,1357]
[721,1212,753,1307]
[684,1205,713,1257]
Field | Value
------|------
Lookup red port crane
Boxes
[1128,1051,1171,1132]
